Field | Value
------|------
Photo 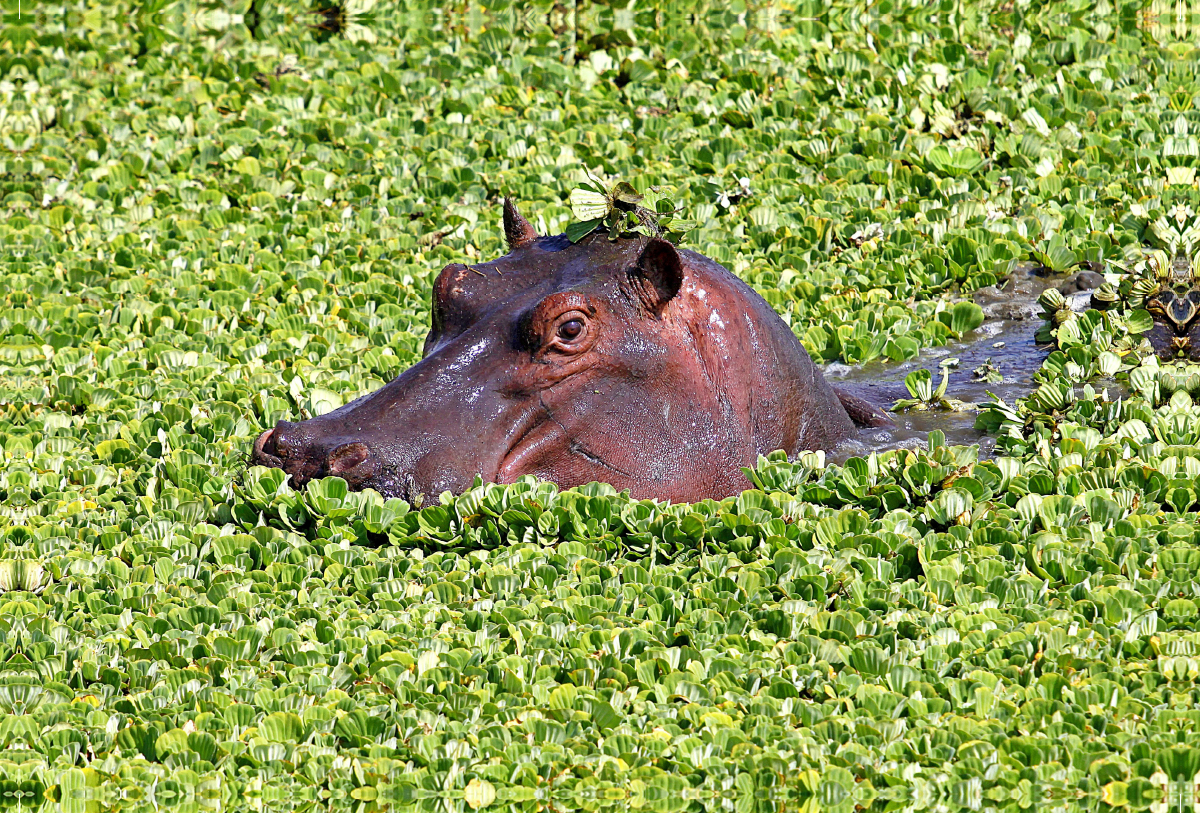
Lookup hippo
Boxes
[250,199,889,503]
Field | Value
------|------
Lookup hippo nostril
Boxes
[328,442,372,477]
[270,421,301,459]
[252,429,281,464]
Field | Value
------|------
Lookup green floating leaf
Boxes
[904,369,933,401]
[259,712,307,744]
[569,188,609,221]
[611,181,643,206]
[566,217,604,243]
[938,302,985,336]
[925,145,985,176]
[1126,309,1154,334]
[1034,236,1078,273]
[307,388,343,416]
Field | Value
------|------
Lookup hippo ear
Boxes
[503,197,538,250]
[629,238,684,314]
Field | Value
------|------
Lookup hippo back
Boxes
[673,247,854,463]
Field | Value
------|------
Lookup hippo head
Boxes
[251,199,862,502]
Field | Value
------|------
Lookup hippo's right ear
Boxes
[629,238,684,315]
[503,197,538,251]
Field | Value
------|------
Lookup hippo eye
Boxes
[557,320,585,341]
[527,296,596,356]
[544,311,591,353]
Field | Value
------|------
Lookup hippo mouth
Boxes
[250,427,321,488]
[252,428,283,468]
[496,397,635,484]
[250,428,378,491]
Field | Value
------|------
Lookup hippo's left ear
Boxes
[630,238,684,314]
[503,197,538,250]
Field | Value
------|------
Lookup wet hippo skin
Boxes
[251,199,889,503]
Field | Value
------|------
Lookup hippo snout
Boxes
[250,422,378,489]
[252,427,282,465]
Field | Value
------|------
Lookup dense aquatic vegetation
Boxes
[5,1,1200,811]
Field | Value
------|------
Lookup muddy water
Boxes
[824,267,1090,462]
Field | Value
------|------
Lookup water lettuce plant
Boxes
[565,176,695,244]
[892,360,976,412]
[4,1,1200,812]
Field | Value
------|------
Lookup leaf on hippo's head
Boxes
[566,217,603,243]
[611,181,643,209]
[566,176,695,244]
[569,188,609,222]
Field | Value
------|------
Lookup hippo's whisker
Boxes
[537,397,634,479]
[569,441,634,479]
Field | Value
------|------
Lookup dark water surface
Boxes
[824,271,1078,462]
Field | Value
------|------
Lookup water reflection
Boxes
[827,270,1069,462]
